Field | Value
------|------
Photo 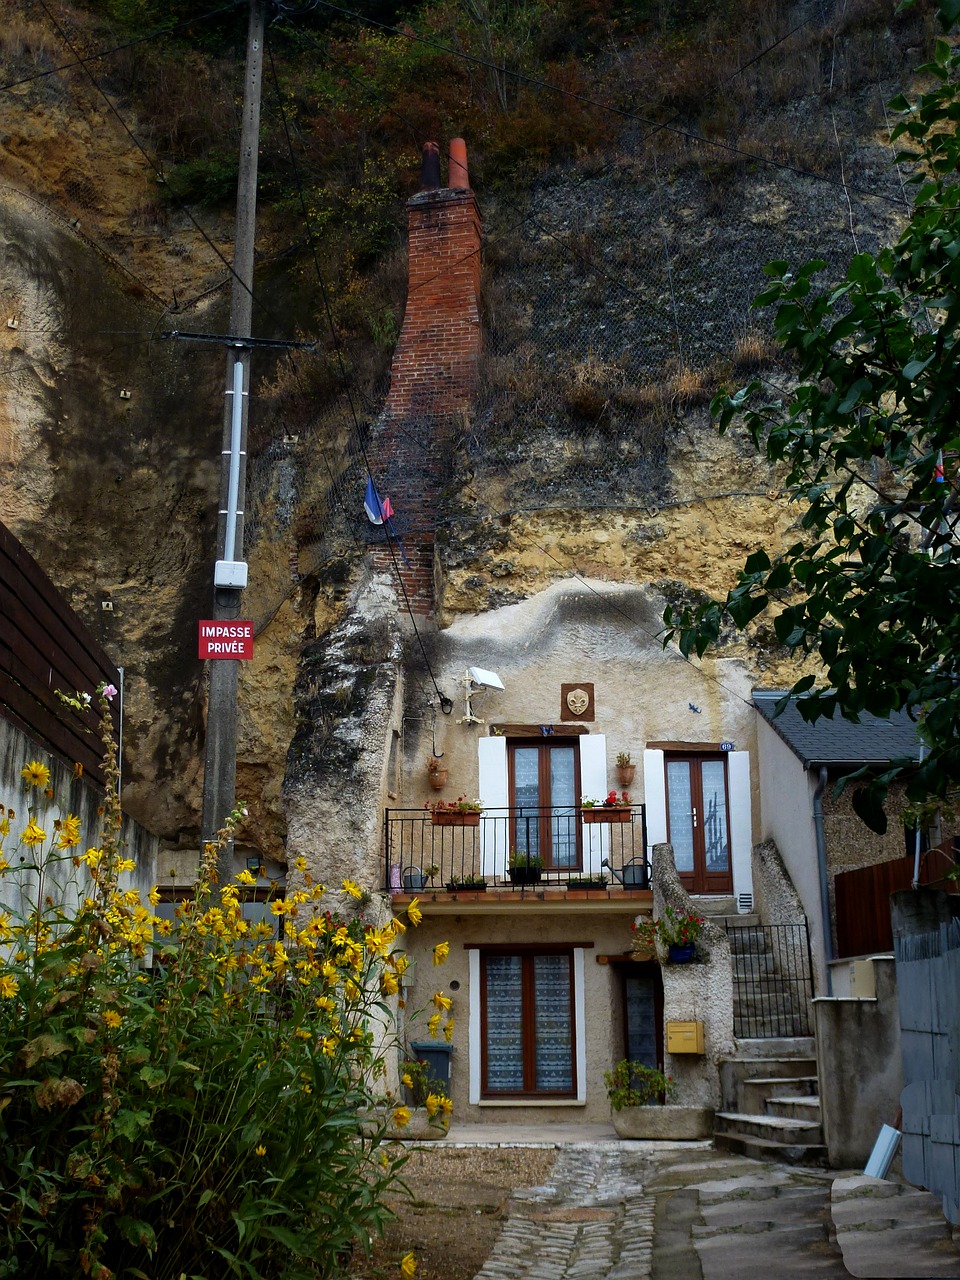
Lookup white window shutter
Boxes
[643,748,667,859]
[478,736,508,877]
[727,750,754,907]
[578,734,607,875]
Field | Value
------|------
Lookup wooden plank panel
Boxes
[0,556,115,691]
[0,642,99,757]
[0,671,105,780]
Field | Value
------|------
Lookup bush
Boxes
[604,1060,675,1109]
[0,687,427,1279]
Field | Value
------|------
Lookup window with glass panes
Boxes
[480,949,576,1097]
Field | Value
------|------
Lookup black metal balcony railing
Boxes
[383,805,649,893]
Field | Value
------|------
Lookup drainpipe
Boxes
[911,741,926,889]
[813,765,834,996]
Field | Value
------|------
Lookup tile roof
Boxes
[753,690,923,769]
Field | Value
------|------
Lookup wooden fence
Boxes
[0,520,119,784]
[835,849,958,958]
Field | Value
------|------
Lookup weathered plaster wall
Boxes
[653,841,734,1108]
[814,956,902,1168]
[400,579,759,824]
[400,907,639,1125]
[755,714,829,989]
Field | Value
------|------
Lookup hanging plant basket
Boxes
[582,808,631,824]
[616,764,636,787]
[427,766,448,791]
[431,810,480,827]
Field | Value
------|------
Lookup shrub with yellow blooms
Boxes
[0,687,439,1279]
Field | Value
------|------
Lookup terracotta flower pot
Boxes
[582,808,631,824]
[616,764,636,787]
[427,765,448,790]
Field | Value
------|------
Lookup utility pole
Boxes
[200,0,266,881]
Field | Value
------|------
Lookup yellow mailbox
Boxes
[666,1020,705,1054]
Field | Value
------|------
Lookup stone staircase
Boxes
[725,916,813,1038]
[715,1038,827,1164]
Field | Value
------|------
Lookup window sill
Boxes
[477,1098,585,1107]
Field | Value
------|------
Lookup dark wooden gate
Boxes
[835,849,958,957]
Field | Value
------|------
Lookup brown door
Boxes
[665,754,733,894]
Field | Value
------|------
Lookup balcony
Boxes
[383,805,650,901]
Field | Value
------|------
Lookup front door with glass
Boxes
[664,753,733,894]
[508,740,581,871]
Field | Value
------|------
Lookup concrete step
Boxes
[741,1076,819,1110]
[713,1124,828,1167]
[715,1111,823,1145]
[735,1012,814,1038]
[727,927,770,953]
[733,951,777,976]
[734,1038,816,1058]
[767,1096,822,1123]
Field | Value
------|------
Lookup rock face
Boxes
[0,13,920,870]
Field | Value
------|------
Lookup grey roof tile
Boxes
[753,690,923,769]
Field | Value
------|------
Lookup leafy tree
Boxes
[663,35,960,832]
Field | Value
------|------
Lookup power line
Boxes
[0,1,245,95]
[308,0,909,209]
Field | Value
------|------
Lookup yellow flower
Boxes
[0,975,18,998]
[427,1013,441,1037]
[295,856,307,873]
[102,1010,122,1029]
[401,1073,413,1089]
[380,971,399,996]
[235,869,257,886]
[400,1251,416,1278]
[406,899,422,927]
[295,1027,312,1041]
[392,1105,411,1129]
[117,858,136,873]
[425,1093,440,1117]
[341,878,363,900]
[432,941,450,966]
[148,886,161,906]
[55,814,81,849]
[82,847,103,868]
[255,1144,267,1157]
[21,761,51,789]
[21,820,46,849]
[0,915,11,942]
[432,991,452,1012]
[439,1096,453,1116]
[444,1018,455,1043]
[0,854,8,871]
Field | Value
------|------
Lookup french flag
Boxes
[364,476,394,525]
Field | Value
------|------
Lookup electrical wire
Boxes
[308,0,911,209]
[0,1,245,95]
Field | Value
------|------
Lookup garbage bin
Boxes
[409,1041,454,1093]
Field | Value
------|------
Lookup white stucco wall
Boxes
[755,716,828,989]
[399,906,642,1125]
[401,580,759,901]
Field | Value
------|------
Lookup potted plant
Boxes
[445,874,488,892]
[507,850,543,885]
[402,863,438,892]
[604,1059,714,1139]
[426,797,483,827]
[615,751,636,788]
[565,874,608,891]
[632,903,705,963]
[385,1058,452,1140]
[427,757,448,790]
[581,790,632,824]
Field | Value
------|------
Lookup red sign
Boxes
[198,620,254,660]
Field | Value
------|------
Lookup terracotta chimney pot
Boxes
[448,138,469,190]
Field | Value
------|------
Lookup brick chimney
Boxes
[370,139,482,616]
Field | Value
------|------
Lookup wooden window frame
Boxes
[664,751,734,894]
[507,737,583,871]
[479,947,577,1100]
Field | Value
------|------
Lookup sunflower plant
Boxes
[0,686,438,1279]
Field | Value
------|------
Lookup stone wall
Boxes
[653,841,734,1108]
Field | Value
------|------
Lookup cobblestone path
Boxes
[474,1145,656,1280]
